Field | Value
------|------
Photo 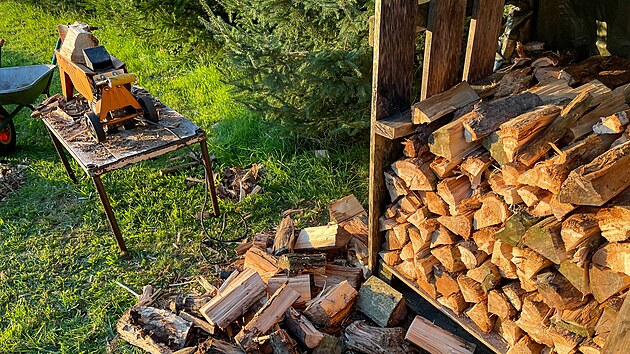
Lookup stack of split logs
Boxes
[117,194,480,354]
[379,54,630,354]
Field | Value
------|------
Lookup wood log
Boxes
[527,193,554,218]
[344,321,413,354]
[461,92,544,142]
[521,293,552,325]
[405,315,476,354]
[430,224,460,248]
[592,243,630,276]
[595,296,623,341]
[593,110,630,134]
[558,141,630,206]
[235,283,301,352]
[200,268,267,329]
[494,67,533,98]
[555,300,602,337]
[473,193,511,229]
[402,134,429,158]
[466,301,495,333]
[518,91,593,166]
[408,224,431,255]
[437,292,469,315]
[395,260,418,281]
[179,311,215,335]
[502,281,527,312]
[244,246,280,282]
[515,301,554,347]
[383,231,404,251]
[416,274,438,299]
[399,242,415,261]
[169,295,211,316]
[195,338,245,354]
[303,280,357,328]
[312,333,345,354]
[278,253,326,276]
[313,264,362,290]
[482,131,511,166]
[429,115,482,161]
[491,240,518,279]
[379,250,402,267]
[498,318,524,346]
[415,254,440,280]
[517,186,550,207]
[535,270,587,310]
[488,172,523,205]
[597,187,630,242]
[488,290,517,320]
[357,276,407,327]
[266,329,299,354]
[413,82,480,124]
[422,191,451,216]
[117,306,192,354]
[471,226,499,254]
[578,340,602,354]
[549,195,578,220]
[406,207,431,230]
[284,307,324,349]
[502,162,528,186]
[505,336,545,354]
[557,260,591,296]
[431,245,466,273]
[457,274,487,303]
[568,93,628,141]
[467,259,502,293]
[561,212,601,252]
[457,240,487,270]
[392,222,412,246]
[434,265,461,298]
[497,105,562,162]
[549,326,582,354]
[430,156,459,179]
[267,275,312,305]
[512,246,553,280]
[571,233,605,268]
[294,224,352,251]
[384,170,409,201]
[518,133,618,194]
[437,176,473,215]
[494,211,539,247]
[328,194,365,223]
[521,217,567,264]
[461,151,493,189]
[391,158,438,191]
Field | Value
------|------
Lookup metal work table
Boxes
[42,100,220,253]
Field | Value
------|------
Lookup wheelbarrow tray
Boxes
[0,64,55,106]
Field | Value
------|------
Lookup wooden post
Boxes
[462,0,506,83]
[368,0,418,271]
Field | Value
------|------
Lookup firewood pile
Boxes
[117,195,478,354]
[216,164,263,202]
[380,53,630,354]
[0,161,26,201]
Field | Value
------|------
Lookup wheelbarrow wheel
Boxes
[138,96,159,123]
[0,116,16,154]
[85,112,106,143]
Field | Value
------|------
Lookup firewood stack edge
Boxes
[380,54,630,354]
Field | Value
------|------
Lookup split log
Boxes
[169,295,211,316]
[267,329,299,354]
[406,207,431,231]
[595,296,623,340]
[578,340,602,354]
[303,280,357,328]
[498,318,524,347]
[437,176,473,215]
[244,246,280,282]
[431,245,466,273]
[416,274,438,299]
[395,261,418,281]
[597,187,630,242]
[344,321,414,354]
[403,134,429,158]
[517,186,550,207]
[380,250,401,266]
[491,240,518,279]
[278,253,326,276]
[415,254,440,280]
[462,92,544,142]
[549,326,582,354]
[404,315,476,354]
[471,226,499,254]
[412,82,480,124]
[429,115,482,161]
[494,211,539,247]
[593,110,630,134]
[568,93,628,141]
[466,301,496,333]
[357,276,407,327]
[572,233,605,268]
[328,194,365,223]
[505,336,545,354]
[473,193,511,229]
[117,306,192,354]
[457,274,487,303]
[179,311,215,335]
[294,224,352,251]
[527,193,554,218]
[518,133,618,194]
[494,67,533,98]
[557,260,591,296]
[267,275,312,305]
[422,191,451,216]
[558,141,630,206]
[502,282,527,312]
[555,300,603,337]
[430,156,460,179]
[200,268,267,329]
[497,105,562,162]
[488,290,517,320]
[502,162,528,186]
[515,299,554,347]
[592,243,630,276]
[408,225,431,255]
[521,217,567,264]
[313,264,362,290]
[512,246,553,280]
[430,224,460,248]
[284,307,324,349]
[437,292,469,315]
[195,338,244,354]
[313,333,345,354]
[561,212,601,252]
[482,132,511,166]
[384,170,409,201]
[235,283,301,352]
[272,216,296,256]
[391,158,438,191]
[535,270,587,310]
[399,242,415,261]
[467,259,502,292]
[392,223,411,246]
[457,240,487,270]
[461,151,493,188]
[518,91,593,166]
[383,231,404,251]
[434,265,461,298]
[488,172,523,205]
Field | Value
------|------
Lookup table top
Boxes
[41,92,205,176]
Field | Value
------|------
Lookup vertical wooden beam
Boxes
[368,0,417,271]
[421,0,467,100]
[602,296,630,354]
[463,0,505,83]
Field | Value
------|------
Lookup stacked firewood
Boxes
[118,195,481,354]
[380,54,630,354]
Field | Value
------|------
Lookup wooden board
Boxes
[463,0,506,83]
[380,261,509,354]
[368,0,418,270]
[421,0,467,99]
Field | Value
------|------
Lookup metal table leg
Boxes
[92,174,128,254]
[47,128,78,183]
[199,139,220,217]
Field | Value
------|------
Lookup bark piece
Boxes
[413,82,480,124]
[267,329,299,354]
[549,326,582,354]
[303,280,357,329]
[117,306,192,354]
[357,276,407,327]
[404,315,476,354]
[344,321,413,354]
[273,216,296,256]
[195,338,244,354]
[284,307,324,349]
[313,333,345,354]
[557,260,591,296]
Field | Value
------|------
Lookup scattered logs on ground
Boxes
[380,54,630,354]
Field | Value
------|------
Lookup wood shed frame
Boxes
[367,1,629,353]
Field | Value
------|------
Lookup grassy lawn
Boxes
[0,1,369,352]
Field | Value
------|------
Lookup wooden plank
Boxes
[421,0,467,99]
[380,261,509,354]
[368,0,418,271]
[602,297,630,354]
[463,0,506,83]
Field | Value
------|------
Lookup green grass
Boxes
[0,1,369,352]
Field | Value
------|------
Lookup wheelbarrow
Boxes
[0,39,57,154]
